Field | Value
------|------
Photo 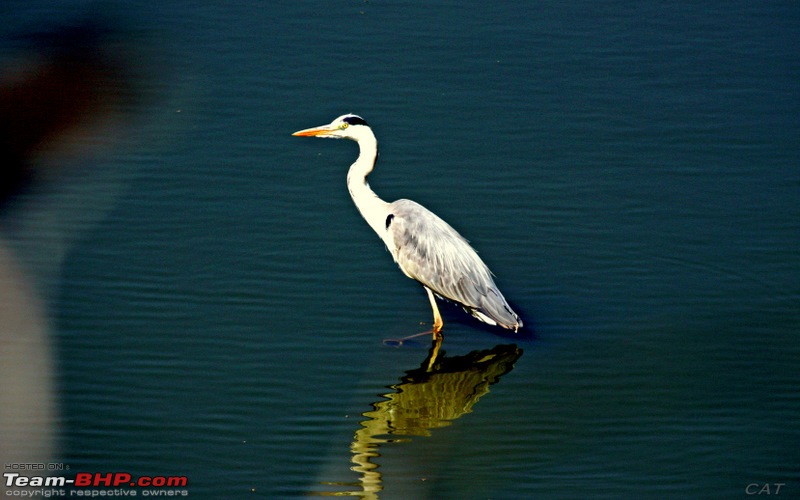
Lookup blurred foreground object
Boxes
[0,15,143,492]
[1,17,134,209]
[0,242,53,469]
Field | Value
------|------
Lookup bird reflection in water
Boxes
[316,343,522,498]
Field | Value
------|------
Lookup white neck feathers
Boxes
[346,131,390,238]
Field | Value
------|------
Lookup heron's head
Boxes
[292,114,371,141]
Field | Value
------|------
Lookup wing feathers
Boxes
[385,199,521,331]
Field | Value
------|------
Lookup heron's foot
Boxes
[383,329,434,347]
[383,320,445,347]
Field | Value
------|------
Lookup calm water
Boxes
[2,1,798,498]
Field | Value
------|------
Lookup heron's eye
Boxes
[340,123,349,130]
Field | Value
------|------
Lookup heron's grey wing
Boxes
[385,199,521,329]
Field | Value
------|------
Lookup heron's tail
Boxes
[470,288,522,332]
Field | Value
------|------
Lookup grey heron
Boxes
[293,114,522,341]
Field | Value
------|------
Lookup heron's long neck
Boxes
[347,133,390,237]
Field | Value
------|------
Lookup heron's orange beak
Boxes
[292,125,334,137]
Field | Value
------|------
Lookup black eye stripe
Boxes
[343,115,368,127]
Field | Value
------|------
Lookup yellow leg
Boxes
[424,287,443,371]
[424,287,444,337]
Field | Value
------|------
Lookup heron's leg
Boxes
[382,288,444,347]
[424,287,444,337]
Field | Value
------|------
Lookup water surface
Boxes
[1,1,797,498]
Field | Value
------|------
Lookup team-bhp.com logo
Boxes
[4,471,188,497]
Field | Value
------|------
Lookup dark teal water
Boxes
[2,2,798,498]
